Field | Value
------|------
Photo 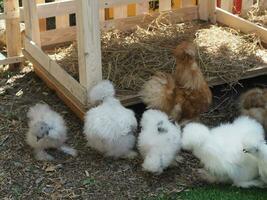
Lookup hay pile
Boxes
[48,17,265,91]
[244,5,267,28]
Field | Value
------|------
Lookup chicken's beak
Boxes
[243,149,249,153]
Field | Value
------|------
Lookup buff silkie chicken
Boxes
[140,41,212,124]
[239,88,267,134]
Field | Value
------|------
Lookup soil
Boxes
[1,66,266,199]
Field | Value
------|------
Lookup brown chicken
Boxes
[140,41,212,123]
[239,88,267,133]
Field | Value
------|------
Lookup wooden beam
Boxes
[23,0,41,47]
[40,26,76,47]
[220,0,233,12]
[0,55,24,65]
[55,0,69,29]
[39,6,198,47]
[36,0,47,32]
[198,0,209,20]
[23,49,86,120]
[159,0,172,11]
[216,7,267,43]
[4,0,22,70]
[208,0,216,23]
[241,0,254,15]
[102,6,198,31]
[76,0,102,91]
[24,37,87,105]
[113,5,128,18]
[136,0,149,15]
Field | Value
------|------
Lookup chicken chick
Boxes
[239,88,267,134]
[138,109,182,174]
[140,41,212,124]
[26,103,77,161]
[182,116,265,188]
[84,80,137,159]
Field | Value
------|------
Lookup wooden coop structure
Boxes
[1,0,267,119]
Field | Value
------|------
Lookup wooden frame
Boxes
[0,0,24,69]
[20,0,267,119]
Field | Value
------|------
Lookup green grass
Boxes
[153,186,267,200]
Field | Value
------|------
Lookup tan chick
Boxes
[239,88,267,133]
[140,41,212,123]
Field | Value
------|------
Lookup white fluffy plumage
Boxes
[84,80,137,159]
[243,140,267,184]
[182,116,265,188]
[138,109,182,174]
[26,103,77,160]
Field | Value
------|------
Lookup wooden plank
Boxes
[76,0,102,91]
[0,55,24,65]
[36,0,47,31]
[4,0,22,69]
[102,6,198,31]
[23,0,41,47]
[113,5,128,18]
[23,49,86,120]
[198,0,209,20]
[40,26,76,47]
[55,0,69,29]
[24,37,87,105]
[99,0,142,8]
[220,0,233,12]
[241,0,254,15]
[208,0,216,23]
[216,7,267,43]
[40,6,198,47]
[136,0,149,15]
[159,0,172,11]
[181,0,194,7]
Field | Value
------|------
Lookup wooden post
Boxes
[198,0,209,20]
[36,0,46,31]
[113,5,128,18]
[99,9,105,21]
[181,0,194,7]
[55,0,69,29]
[220,0,233,12]
[159,0,172,11]
[4,0,22,70]
[23,0,41,47]
[136,0,149,15]
[209,0,217,23]
[241,0,254,15]
[76,0,102,93]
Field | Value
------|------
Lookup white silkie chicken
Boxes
[182,116,265,188]
[243,140,267,185]
[84,80,137,159]
[26,103,77,161]
[138,109,182,174]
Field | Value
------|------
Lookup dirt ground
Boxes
[0,66,266,199]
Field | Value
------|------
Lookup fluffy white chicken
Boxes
[182,116,265,188]
[243,140,267,184]
[84,80,137,159]
[26,103,77,161]
[138,109,182,174]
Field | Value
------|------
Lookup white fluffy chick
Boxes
[26,103,77,161]
[243,140,267,184]
[138,109,182,174]
[182,116,265,188]
[84,80,137,159]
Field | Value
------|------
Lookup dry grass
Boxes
[47,18,265,91]
[244,4,267,28]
